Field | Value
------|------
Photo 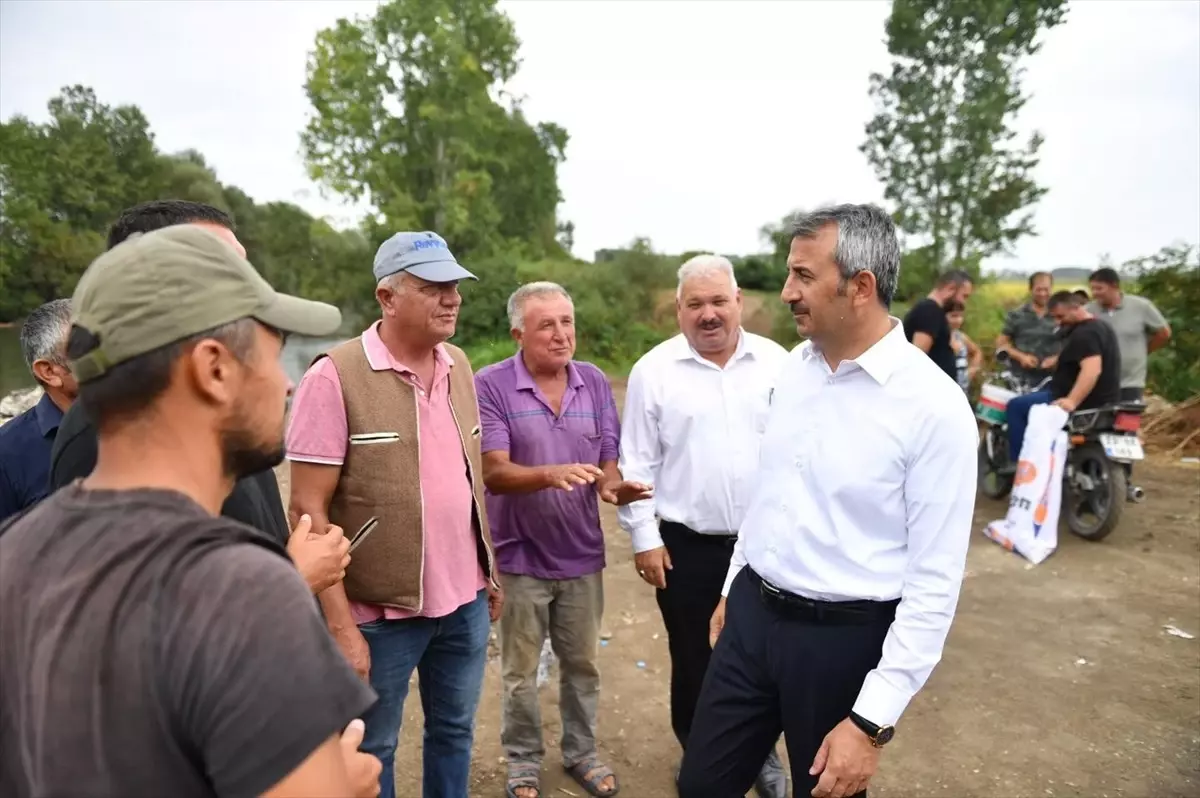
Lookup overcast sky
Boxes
[2,0,1197,272]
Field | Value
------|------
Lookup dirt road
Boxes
[280,384,1200,798]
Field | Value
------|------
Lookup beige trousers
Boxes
[499,571,604,766]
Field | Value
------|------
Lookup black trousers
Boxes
[655,520,735,747]
[677,568,896,798]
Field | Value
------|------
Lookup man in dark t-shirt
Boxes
[0,225,380,796]
[903,270,973,381]
[1004,291,1121,462]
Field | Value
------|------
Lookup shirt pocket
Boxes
[348,432,401,446]
[577,432,603,465]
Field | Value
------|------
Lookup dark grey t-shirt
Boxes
[0,486,376,798]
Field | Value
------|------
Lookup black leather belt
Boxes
[747,569,899,626]
[659,520,738,548]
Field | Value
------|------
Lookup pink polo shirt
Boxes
[285,323,486,623]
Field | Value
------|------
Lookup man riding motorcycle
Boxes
[1003,291,1122,467]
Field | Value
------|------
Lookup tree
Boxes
[0,86,374,327]
[0,86,162,320]
[862,0,1068,297]
[301,0,569,261]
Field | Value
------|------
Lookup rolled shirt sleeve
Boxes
[851,403,978,727]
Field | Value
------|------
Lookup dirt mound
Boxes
[1142,394,1200,457]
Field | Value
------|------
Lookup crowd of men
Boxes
[899,266,1170,470]
[0,197,1171,798]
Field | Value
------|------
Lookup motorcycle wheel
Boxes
[1065,442,1127,541]
[977,432,1014,500]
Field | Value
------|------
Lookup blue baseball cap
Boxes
[372,231,478,284]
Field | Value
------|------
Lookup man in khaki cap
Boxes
[0,225,382,798]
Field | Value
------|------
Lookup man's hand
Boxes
[288,514,351,594]
[1052,396,1078,412]
[334,625,371,683]
[709,597,726,648]
[487,580,505,622]
[339,719,383,798]
[1016,351,1039,370]
[598,479,654,506]
[809,717,881,798]
[544,463,605,491]
[1040,354,1059,370]
[633,546,672,589]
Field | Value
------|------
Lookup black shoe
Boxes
[754,749,789,798]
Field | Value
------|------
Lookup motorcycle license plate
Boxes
[1100,433,1144,461]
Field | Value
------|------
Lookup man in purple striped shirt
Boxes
[476,281,651,798]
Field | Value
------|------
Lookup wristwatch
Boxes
[849,711,895,748]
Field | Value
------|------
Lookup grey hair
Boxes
[20,298,72,374]
[508,281,573,331]
[790,204,900,307]
[676,254,738,299]
[377,272,408,292]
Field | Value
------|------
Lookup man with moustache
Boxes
[0,226,380,797]
[48,200,349,595]
[286,231,504,798]
[476,281,650,798]
[995,271,1061,385]
[902,270,974,381]
[619,255,790,797]
[678,206,977,798]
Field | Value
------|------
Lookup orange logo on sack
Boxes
[1014,460,1038,486]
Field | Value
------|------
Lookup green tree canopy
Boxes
[302,0,570,261]
[862,0,1068,298]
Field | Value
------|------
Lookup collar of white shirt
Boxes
[798,316,908,385]
[668,327,759,368]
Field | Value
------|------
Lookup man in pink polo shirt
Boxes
[286,231,503,798]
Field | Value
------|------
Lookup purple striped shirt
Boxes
[474,354,621,579]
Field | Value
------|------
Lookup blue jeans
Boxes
[359,590,490,798]
[1006,390,1052,463]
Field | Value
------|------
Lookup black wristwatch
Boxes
[849,711,895,748]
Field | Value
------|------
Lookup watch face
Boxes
[876,725,896,746]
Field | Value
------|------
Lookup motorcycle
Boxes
[976,350,1146,541]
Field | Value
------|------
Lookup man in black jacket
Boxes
[50,200,348,595]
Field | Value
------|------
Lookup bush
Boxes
[1128,244,1200,402]
[453,243,680,375]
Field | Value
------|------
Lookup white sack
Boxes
[984,403,1069,565]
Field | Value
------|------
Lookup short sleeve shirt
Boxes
[1087,294,1168,389]
[474,354,621,579]
[1001,302,1062,373]
[903,298,957,380]
[285,324,485,622]
[1049,319,1122,410]
[0,485,376,798]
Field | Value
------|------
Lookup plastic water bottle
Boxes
[535,638,556,688]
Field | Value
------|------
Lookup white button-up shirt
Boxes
[724,319,977,728]
[617,330,789,553]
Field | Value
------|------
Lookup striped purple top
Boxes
[475,353,621,579]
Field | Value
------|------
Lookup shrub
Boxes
[1127,244,1200,402]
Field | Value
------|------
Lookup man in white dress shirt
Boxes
[676,205,977,798]
[618,255,791,797]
